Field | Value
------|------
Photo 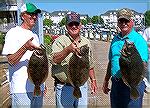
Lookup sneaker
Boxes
[143,77,150,93]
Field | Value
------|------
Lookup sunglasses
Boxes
[68,22,79,27]
[118,19,130,24]
[26,12,38,16]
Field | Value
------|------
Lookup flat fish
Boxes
[27,44,49,96]
[119,40,145,100]
[67,44,90,99]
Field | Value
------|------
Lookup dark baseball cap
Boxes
[20,3,41,14]
[117,8,134,21]
[66,11,80,25]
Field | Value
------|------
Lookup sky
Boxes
[23,0,150,17]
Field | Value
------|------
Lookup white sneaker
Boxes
[143,77,150,93]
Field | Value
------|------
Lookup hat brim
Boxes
[118,16,130,21]
[67,21,80,25]
[27,9,41,14]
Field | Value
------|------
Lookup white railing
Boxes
[0,23,17,33]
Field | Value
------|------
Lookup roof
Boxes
[101,9,143,16]
[0,0,17,5]
[50,10,70,16]
[0,0,17,11]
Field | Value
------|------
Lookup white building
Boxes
[100,9,145,31]
[43,10,88,26]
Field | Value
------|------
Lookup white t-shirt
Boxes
[2,26,45,94]
[143,27,150,52]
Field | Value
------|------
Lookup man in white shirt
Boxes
[2,3,45,108]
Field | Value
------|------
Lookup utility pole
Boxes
[17,0,24,25]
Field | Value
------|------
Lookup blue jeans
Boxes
[55,82,88,108]
[110,77,145,108]
[11,92,44,108]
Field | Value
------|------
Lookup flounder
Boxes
[119,40,145,100]
[27,44,49,96]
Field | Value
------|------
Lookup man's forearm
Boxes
[89,68,96,81]
[7,45,27,65]
[105,61,111,81]
[53,46,70,64]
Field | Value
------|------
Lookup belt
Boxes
[54,77,72,86]
[57,81,72,86]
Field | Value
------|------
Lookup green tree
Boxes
[43,34,53,54]
[43,18,53,28]
[99,16,104,25]
[0,32,5,53]
[44,34,52,45]
[81,19,88,25]
[144,10,150,27]
[87,17,92,24]
[0,32,5,44]
[91,16,104,24]
[91,16,99,24]
[59,17,66,27]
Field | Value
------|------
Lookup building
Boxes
[100,9,145,31]
[0,1,18,33]
[43,10,88,26]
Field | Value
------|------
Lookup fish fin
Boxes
[33,86,41,96]
[73,87,82,99]
[130,88,140,100]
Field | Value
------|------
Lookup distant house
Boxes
[50,10,69,25]
[43,10,88,26]
[0,1,43,44]
[100,9,145,31]
[0,1,18,32]
[101,10,118,28]
[80,14,89,20]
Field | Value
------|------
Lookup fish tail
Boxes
[33,86,41,96]
[73,87,82,99]
[130,88,140,100]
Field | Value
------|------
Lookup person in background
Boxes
[50,11,97,108]
[142,27,150,93]
[102,8,148,108]
[2,3,46,108]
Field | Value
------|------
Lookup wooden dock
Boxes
[0,40,150,108]
[43,40,150,108]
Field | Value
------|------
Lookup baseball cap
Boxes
[20,3,41,14]
[117,8,134,21]
[66,11,80,25]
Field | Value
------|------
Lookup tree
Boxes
[0,32,5,45]
[91,16,104,24]
[91,16,99,24]
[99,16,104,25]
[81,19,88,25]
[43,18,53,28]
[44,34,52,45]
[59,17,66,27]
[144,10,150,27]
[87,17,92,24]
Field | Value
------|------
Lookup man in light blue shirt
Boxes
[102,8,148,108]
